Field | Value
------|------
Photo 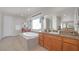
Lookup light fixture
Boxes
[64,14,66,16]
[27,8,30,11]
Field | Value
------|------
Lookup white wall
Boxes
[0,14,2,39]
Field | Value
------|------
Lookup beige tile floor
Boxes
[0,36,47,51]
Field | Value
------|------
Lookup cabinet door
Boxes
[39,33,44,46]
[39,37,44,46]
[77,41,79,50]
[51,36,62,51]
[44,34,51,49]
[63,43,78,51]
[63,37,78,51]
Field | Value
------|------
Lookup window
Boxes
[32,18,41,31]
[16,25,21,30]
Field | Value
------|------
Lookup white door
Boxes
[3,16,15,37]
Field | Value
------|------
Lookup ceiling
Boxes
[0,7,74,18]
[0,7,42,18]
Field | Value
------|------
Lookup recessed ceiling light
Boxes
[64,14,66,16]
[27,8,30,11]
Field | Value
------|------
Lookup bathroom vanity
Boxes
[39,32,79,51]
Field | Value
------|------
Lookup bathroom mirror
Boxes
[61,21,74,29]
[43,15,62,32]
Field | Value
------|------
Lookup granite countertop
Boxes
[60,34,79,40]
[39,32,79,40]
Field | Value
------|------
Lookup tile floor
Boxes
[0,36,47,51]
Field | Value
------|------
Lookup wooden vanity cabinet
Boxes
[39,32,79,51]
[63,37,79,51]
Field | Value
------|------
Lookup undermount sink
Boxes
[49,31,60,35]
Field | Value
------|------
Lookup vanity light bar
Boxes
[32,12,42,17]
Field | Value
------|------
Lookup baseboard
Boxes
[0,35,18,40]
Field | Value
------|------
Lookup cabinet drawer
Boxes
[63,42,78,51]
[55,36,62,40]
[39,36,43,39]
[50,35,62,41]
[39,37,43,40]
[39,33,43,36]
[63,37,78,45]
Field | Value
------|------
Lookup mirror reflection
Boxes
[25,8,79,36]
